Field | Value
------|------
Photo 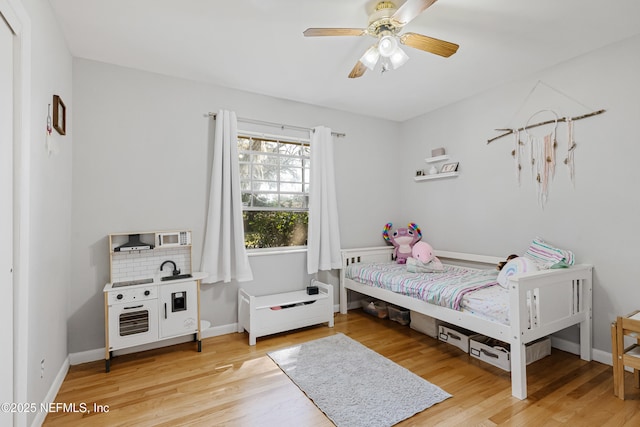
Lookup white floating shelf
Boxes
[414,172,459,182]
[424,155,450,163]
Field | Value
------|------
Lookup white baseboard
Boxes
[550,336,612,366]
[67,322,615,374]
[69,323,240,365]
[68,347,106,366]
[202,322,238,339]
[550,336,580,355]
[593,347,613,366]
[31,357,70,427]
[346,301,361,311]
[70,310,341,365]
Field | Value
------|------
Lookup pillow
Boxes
[497,257,538,288]
[523,237,575,269]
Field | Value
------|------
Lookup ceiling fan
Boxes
[303,0,459,78]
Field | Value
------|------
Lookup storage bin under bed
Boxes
[438,324,476,353]
[410,311,439,338]
[361,299,388,318]
[388,305,410,325]
[469,335,551,372]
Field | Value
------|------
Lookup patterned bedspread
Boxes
[345,262,499,310]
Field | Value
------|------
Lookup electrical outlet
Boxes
[40,359,44,379]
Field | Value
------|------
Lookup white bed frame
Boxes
[339,246,593,400]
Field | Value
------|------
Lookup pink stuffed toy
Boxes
[411,242,443,270]
[406,241,444,273]
[382,222,422,264]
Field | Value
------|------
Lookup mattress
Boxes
[459,283,510,325]
[345,261,510,325]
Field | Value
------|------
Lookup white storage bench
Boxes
[238,281,334,345]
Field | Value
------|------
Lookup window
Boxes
[238,134,310,249]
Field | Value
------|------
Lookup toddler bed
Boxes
[339,246,593,400]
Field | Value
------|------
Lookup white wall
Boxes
[68,29,638,361]
[69,59,402,353]
[19,0,72,424]
[400,34,640,352]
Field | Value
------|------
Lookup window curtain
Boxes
[307,126,342,274]
[201,110,253,283]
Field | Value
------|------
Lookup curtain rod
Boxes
[238,129,310,144]
[206,112,346,138]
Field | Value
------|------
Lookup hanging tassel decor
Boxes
[511,130,525,185]
[525,110,558,207]
[565,118,576,186]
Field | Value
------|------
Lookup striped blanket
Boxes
[345,262,499,310]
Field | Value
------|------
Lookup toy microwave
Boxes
[157,230,191,247]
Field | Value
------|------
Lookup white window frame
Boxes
[238,130,310,251]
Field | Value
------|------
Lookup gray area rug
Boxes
[267,333,451,427]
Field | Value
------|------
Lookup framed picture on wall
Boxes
[53,94,66,135]
[441,162,459,173]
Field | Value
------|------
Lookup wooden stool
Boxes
[612,311,640,399]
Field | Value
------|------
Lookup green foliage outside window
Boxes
[243,211,308,249]
[239,135,309,249]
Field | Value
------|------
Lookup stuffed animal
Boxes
[382,222,422,264]
[412,242,442,265]
[497,254,519,271]
[496,256,538,288]
[406,241,444,273]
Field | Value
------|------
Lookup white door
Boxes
[0,6,14,424]
[159,281,198,338]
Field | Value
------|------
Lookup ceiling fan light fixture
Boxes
[377,35,399,57]
[360,45,380,70]
[388,46,409,69]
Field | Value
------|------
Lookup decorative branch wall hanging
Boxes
[487,109,605,144]
[487,81,605,207]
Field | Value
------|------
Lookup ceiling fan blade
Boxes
[391,0,438,27]
[348,61,368,79]
[303,28,366,37]
[400,32,459,57]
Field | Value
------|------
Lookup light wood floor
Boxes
[45,311,640,426]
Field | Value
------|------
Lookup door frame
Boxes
[0,0,31,425]
[0,11,14,427]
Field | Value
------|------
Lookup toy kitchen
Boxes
[103,230,207,372]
